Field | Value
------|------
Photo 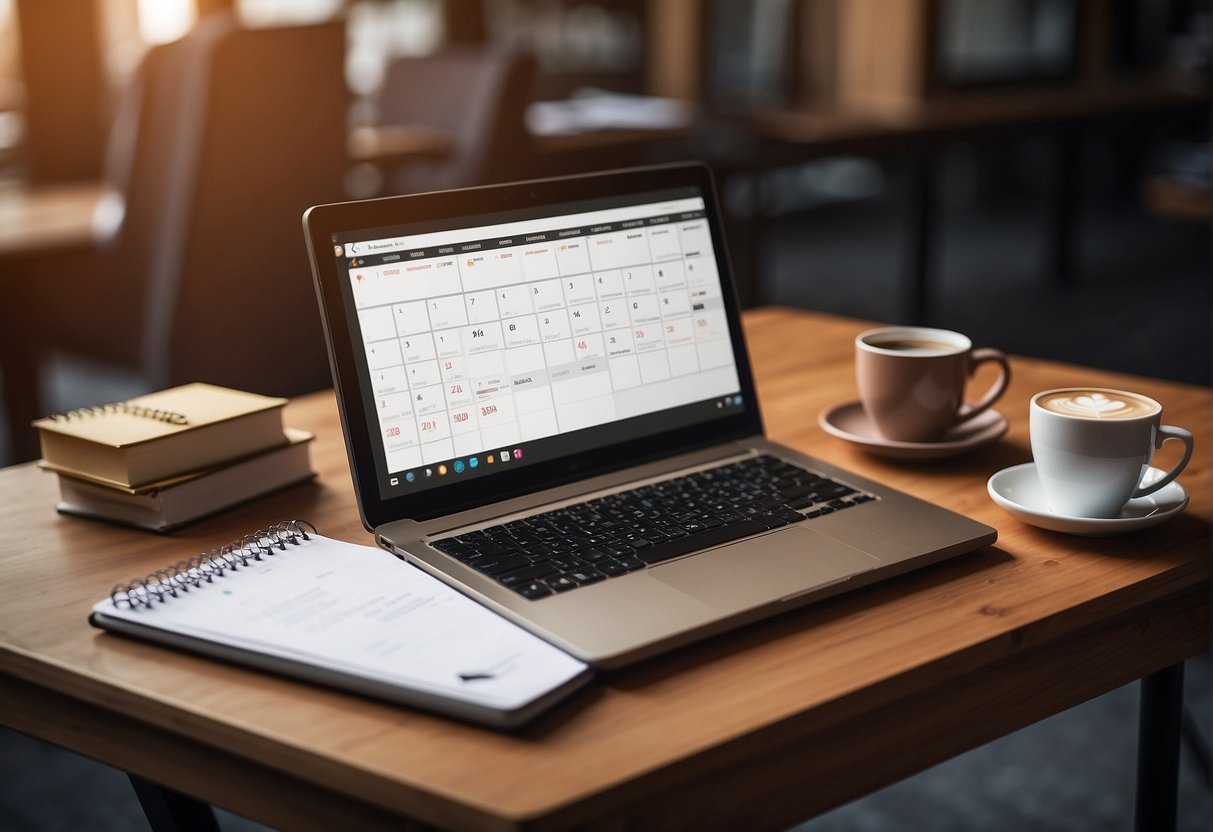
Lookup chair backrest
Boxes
[102,39,198,256]
[376,46,535,193]
[69,41,193,367]
[141,13,347,397]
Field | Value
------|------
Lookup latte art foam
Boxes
[1037,390,1156,420]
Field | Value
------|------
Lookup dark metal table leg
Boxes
[1047,125,1082,285]
[742,171,767,309]
[129,774,220,832]
[1135,662,1185,832]
[903,148,937,326]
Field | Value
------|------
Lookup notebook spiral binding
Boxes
[109,520,316,609]
[48,400,190,425]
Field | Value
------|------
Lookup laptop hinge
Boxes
[376,518,427,556]
[414,441,759,541]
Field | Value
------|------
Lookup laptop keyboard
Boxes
[430,454,875,600]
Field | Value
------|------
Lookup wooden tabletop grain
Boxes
[0,308,1207,831]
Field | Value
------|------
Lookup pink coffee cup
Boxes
[856,326,1010,443]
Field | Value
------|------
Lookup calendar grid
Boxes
[351,205,739,476]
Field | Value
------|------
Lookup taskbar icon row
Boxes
[390,447,524,487]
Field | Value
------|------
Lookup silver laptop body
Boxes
[304,163,995,668]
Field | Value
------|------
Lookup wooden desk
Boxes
[347,124,455,166]
[345,122,694,190]
[735,75,1212,317]
[0,180,111,258]
[752,75,1211,147]
[347,122,692,162]
[527,124,695,179]
[0,308,1207,831]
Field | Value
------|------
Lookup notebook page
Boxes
[93,535,587,710]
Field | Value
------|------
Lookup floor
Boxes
[1,147,1209,830]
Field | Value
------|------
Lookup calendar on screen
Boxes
[336,191,743,494]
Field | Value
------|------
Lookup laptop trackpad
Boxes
[649,526,880,612]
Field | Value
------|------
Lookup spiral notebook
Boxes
[89,521,591,728]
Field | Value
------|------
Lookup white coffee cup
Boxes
[1029,388,1193,518]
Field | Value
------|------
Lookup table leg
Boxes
[0,335,44,464]
[1134,662,1185,832]
[903,149,937,326]
[1047,125,1082,285]
[129,774,220,832]
[739,172,764,308]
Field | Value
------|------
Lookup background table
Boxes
[0,180,110,257]
[0,308,1207,831]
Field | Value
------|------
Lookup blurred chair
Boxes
[374,46,536,193]
[0,13,347,461]
[140,13,346,393]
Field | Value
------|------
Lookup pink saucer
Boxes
[818,400,1008,461]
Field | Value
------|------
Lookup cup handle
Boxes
[1133,425,1193,498]
[957,348,1011,425]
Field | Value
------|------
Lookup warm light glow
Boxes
[136,0,195,45]
[240,0,343,26]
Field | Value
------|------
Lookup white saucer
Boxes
[987,463,1189,536]
[818,400,1007,461]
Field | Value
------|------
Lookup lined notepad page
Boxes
[94,535,587,710]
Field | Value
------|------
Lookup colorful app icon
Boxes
[469,457,479,469]
[437,464,448,476]
[404,471,415,483]
[453,460,465,473]
[333,244,344,257]
[500,451,510,463]
[425,468,433,478]
[486,455,494,464]
[513,448,523,460]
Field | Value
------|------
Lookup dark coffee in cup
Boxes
[869,339,956,352]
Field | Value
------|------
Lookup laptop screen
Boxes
[329,184,746,500]
[306,165,763,526]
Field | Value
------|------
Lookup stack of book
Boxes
[34,383,314,532]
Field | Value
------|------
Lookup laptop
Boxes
[303,162,995,668]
